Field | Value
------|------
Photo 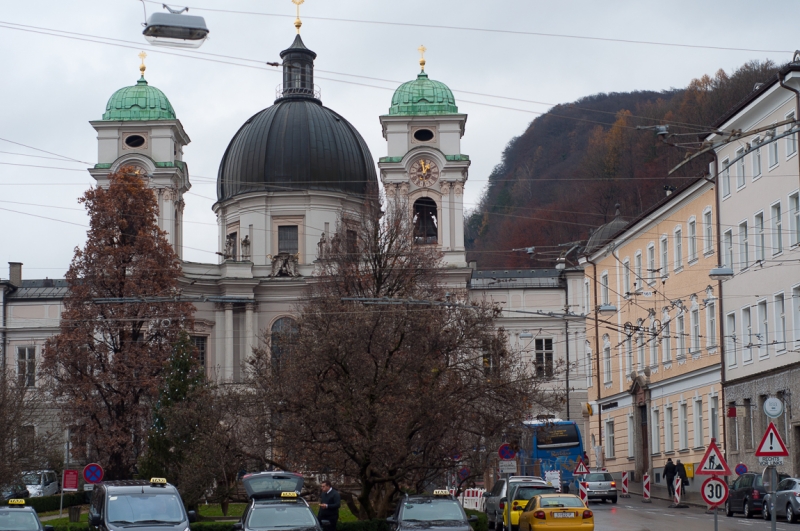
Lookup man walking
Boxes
[664,458,676,498]
[676,460,689,492]
[318,481,340,531]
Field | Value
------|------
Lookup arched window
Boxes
[271,317,297,371]
[413,197,438,244]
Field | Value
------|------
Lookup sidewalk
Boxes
[624,481,706,507]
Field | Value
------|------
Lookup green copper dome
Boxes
[389,72,458,116]
[102,77,176,121]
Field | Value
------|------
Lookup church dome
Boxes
[216,35,377,202]
[389,72,458,116]
[102,77,176,121]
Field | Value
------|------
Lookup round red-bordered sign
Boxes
[701,476,728,508]
[83,463,104,484]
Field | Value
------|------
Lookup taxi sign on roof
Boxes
[432,490,449,496]
[7,499,25,505]
[280,492,298,498]
[150,477,167,484]
[755,422,789,457]
[696,439,731,476]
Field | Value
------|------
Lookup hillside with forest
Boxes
[466,60,782,268]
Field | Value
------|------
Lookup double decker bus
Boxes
[518,419,584,492]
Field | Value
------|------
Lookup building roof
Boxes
[389,71,458,116]
[102,76,176,121]
[7,279,69,299]
[583,205,629,253]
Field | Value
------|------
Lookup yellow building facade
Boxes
[580,178,723,498]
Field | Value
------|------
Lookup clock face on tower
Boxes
[409,158,440,187]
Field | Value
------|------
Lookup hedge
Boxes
[464,509,488,531]
[3,493,88,513]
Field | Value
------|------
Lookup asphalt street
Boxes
[591,496,793,531]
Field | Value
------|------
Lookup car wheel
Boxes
[787,504,797,524]
[725,500,733,517]
[744,499,752,519]
[611,497,618,504]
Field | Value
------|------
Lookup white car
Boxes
[22,470,59,497]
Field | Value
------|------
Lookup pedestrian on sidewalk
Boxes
[676,460,689,493]
[318,481,341,531]
[664,458,676,497]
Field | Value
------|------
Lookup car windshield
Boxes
[0,510,40,531]
[539,497,584,508]
[20,474,41,486]
[107,493,186,525]
[515,487,557,500]
[247,505,317,529]
[400,500,466,522]
[584,473,613,482]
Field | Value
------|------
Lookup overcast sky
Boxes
[1,0,797,280]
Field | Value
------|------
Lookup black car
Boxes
[387,491,477,531]
[0,499,53,531]
[1,484,29,502]
[726,472,789,519]
[88,478,196,531]
[235,472,324,531]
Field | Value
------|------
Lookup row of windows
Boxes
[603,396,720,458]
[722,193,800,270]
[593,210,713,306]
[721,112,797,197]
[725,288,800,367]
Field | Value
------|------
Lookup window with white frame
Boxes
[688,218,697,261]
[623,259,631,296]
[726,312,737,366]
[535,338,554,378]
[743,307,753,362]
[694,399,704,448]
[17,346,35,387]
[679,402,689,450]
[662,314,672,363]
[677,313,686,358]
[790,192,800,246]
[772,201,783,254]
[665,406,674,452]
[794,286,800,350]
[769,126,779,167]
[736,149,746,188]
[775,293,786,352]
[710,396,719,442]
[627,415,635,458]
[585,341,593,387]
[757,300,769,358]
[691,304,701,353]
[722,158,731,197]
[634,252,643,290]
[738,221,749,270]
[601,273,609,304]
[703,209,713,253]
[753,139,762,178]
[647,244,655,283]
[626,336,633,374]
[755,212,765,262]
[603,339,612,384]
[674,228,683,270]
[707,301,717,348]
[650,323,658,367]
[606,420,616,459]
[652,408,660,454]
[787,111,797,157]
[723,230,733,268]
[660,236,669,276]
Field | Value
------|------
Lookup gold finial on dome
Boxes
[418,45,427,72]
[138,51,147,77]
[292,0,304,34]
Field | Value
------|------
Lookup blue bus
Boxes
[518,419,584,492]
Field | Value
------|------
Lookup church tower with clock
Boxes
[379,47,470,268]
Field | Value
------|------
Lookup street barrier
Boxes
[674,477,681,505]
[455,488,486,511]
[620,472,630,497]
[642,473,651,503]
[579,481,588,505]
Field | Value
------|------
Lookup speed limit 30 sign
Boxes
[701,476,728,508]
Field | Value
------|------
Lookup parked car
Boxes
[484,477,547,531]
[762,477,800,522]
[22,470,59,498]
[726,472,789,519]
[1,483,30,501]
[582,472,617,504]
[517,493,593,531]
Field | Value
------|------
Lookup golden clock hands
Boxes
[421,160,430,175]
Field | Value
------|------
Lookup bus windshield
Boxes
[535,424,580,449]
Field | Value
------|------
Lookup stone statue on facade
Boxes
[269,253,301,277]
[224,233,237,260]
[241,235,251,261]
[317,232,327,260]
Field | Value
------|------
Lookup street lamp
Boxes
[143,5,209,48]
[598,303,617,316]
[708,266,734,281]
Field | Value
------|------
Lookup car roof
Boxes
[3,505,37,512]
[537,493,580,498]
[99,480,180,494]
[253,498,310,506]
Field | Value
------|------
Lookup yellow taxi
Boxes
[517,494,593,531]
[501,483,558,531]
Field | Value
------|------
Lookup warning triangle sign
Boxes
[755,422,789,457]
[573,458,590,475]
[696,439,731,476]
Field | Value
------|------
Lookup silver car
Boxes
[582,472,617,503]
[763,477,800,522]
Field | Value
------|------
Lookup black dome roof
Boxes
[216,36,377,202]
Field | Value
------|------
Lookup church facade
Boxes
[1,30,589,464]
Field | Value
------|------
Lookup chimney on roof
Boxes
[8,262,22,286]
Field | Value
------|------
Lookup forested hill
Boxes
[466,60,782,268]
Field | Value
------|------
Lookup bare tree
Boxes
[248,197,563,519]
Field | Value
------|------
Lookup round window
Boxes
[124,135,146,148]
[413,129,435,142]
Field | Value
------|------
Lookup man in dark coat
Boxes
[664,458,677,497]
[676,460,689,493]
[318,481,341,531]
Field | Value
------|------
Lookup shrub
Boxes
[465,510,488,531]
[3,493,88,514]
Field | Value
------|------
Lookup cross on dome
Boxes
[418,45,427,72]
[138,51,147,77]
[292,0,305,34]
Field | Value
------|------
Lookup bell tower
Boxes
[88,53,191,259]
[379,47,469,267]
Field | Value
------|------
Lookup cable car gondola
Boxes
[142,4,209,49]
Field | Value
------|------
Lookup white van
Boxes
[22,470,59,497]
